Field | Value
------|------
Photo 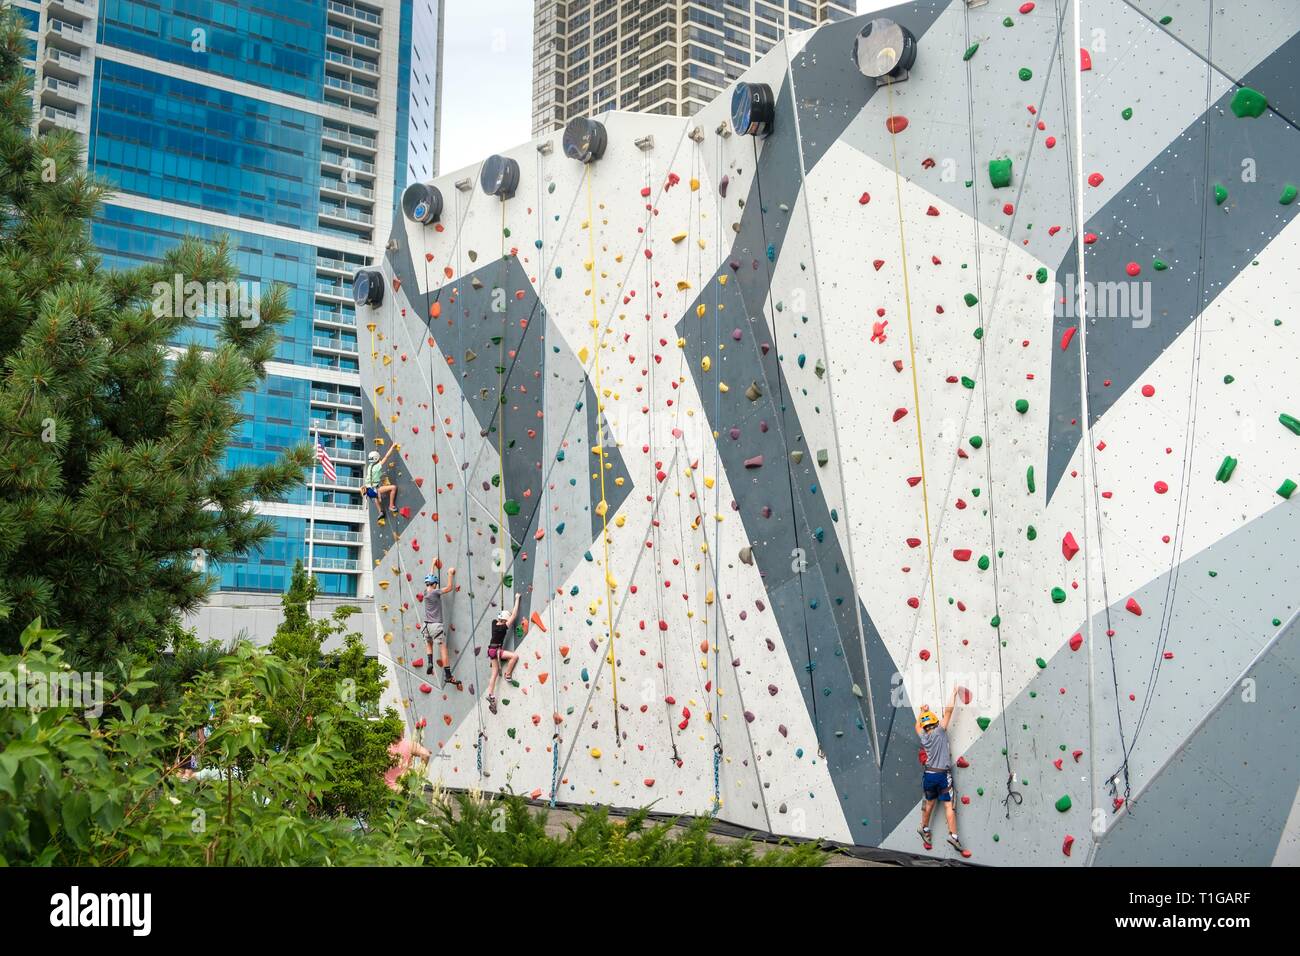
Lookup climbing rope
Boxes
[883,81,944,702]
[534,145,564,806]
[495,202,510,608]
[584,164,622,746]
[958,3,1025,817]
[749,137,825,754]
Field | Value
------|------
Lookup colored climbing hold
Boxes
[963,42,979,61]
[969,435,983,449]
[885,115,909,134]
[1015,398,1029,414]
[1278,478,1297,499]
[1026,525,1037,541]
[1121,107,1132,120]
[1080,48,1092,70]
[977,716,991,731]
[1062,532,1079,561]
[1018,67,1033,81]
[1062,834,1075,856]
[1026,466,1036,494]
[1214,183,1228,205]
[964,292,979,307]
[1055,794,1072,812]
[1125,597,1143,616]
[1229,86,1268,118]
[1035,267,1048,283]
[1050,587,1066,604]
[1279,413,1300,436]
[989,158,1013,189]
[1215,456,1238,483]
[1087,172,1104,187]
[1069,633,1083,651]
[1153,258,1168,271]
[1281,185,1298,205]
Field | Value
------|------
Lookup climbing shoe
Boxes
[488,695,498,715]
[946,833,967,855]
[425,661,434,675]
[918,827,932,850]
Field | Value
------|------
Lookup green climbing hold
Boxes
[977,716,992,730]
[1121,107,1133,120]
[990,615,1001,628]
[963,42,980,61]
[1280,413,1300,436]
[1018,67,1033,81]
[555,266,562,278]
[1036,657,1048,669]
[1275,618,1284,627]
[1159,15,1172,25]
[1055,794,1072,812]
[993,833,1000,842]
[1278,478,1297,499]
[1230,86,1268,119]
[969,435,983,448]
[1215,456,1238,483]
[1015,398,1029,414]
[1026,465,1036,494]
[1281,185,1298,205]
[973,327,984,340]
[503,499,521,516]
[1050,587,1067,604]
[1223,374,1235,384]
[1003,16,1014,27]
[1035,267,1048,283]
[989,157,1013,189]
[1214,183,1228,205]
[1027,524,1037,540]
[978,555,990,571]
[964,292,979,307]
[977,787,985,796]
[961,375,976,389]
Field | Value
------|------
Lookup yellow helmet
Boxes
[919,708,939,730]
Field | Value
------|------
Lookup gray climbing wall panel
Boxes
[356,0,1299,864]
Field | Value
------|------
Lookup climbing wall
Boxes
[359,0,1299,865]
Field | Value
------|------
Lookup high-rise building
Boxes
[20,0,444,631]
[531,0,855,136]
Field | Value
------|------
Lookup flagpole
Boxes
[307,426,318,583]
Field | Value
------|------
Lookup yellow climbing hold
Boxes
[697,303,707,318]
[671,230,688,243]
[590,748,602,759]
[595,499,608,517]
[689,177,700,191]
[676,280,692,291]
[578,346,589,363]
[701,355,712,372]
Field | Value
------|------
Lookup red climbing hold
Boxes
[1069,632,1083,651]
[1060,327,1077,351]
[1141,384,1155,397]
[1062,834,1075,856]
[908,597,921,609]
[885,115,909,134]
[1126,262,1141,277]
[907,476,922,487]
[1062,532,1079,561]
[1054,758,1063,770]
[1154,480,1169,494]
[893,407,909,422]
[1045,136,1057,149]
[1019,1,1035,12]
[926,205,939,217]
[873,259,885,271]
[859,191,871,205]
[919,648,930,660]
[419,683,433,694]
[957,686,973,704]
[1088,172,1104,187]
[956,755,970,768]
[953,549,972,561]
[1125,597,1143,616]
[1072,749,1083,762]
[906,537,922,548]
[1080,48,1092,70]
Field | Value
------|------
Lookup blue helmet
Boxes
[424,574,438,586]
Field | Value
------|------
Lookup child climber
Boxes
[485,593,521,715]
[916,686,968,856]
[365,443,399,523]
[422,568,461,690]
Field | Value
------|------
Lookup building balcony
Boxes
[41,75,89,107]
[324,73,379,101]
[321,125,377,152]
[312,473,363,490]
[320,177,375,200]
[311,417,363,436]
[314,311,357,331]
[312,336,360,354]
[325,48,379,75]
[42,45,88,80]
[328,1,381,26]
[325,25,380,51]
[45,19,88,50]
[319,204,374,227]
[306,527,364,545]
[323,447,365,466]
[38,104,80,133]
[321,152,376,176]
[305,557,362,573]
[311,388,362,408]
[314,281,352,299]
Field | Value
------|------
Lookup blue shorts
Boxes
[364,486,378,499]
[923,770,953,802]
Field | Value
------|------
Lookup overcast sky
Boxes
[438,1,536,175]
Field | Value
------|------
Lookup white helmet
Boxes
[368,451,380,462]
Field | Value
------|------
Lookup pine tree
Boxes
[0,7,312,667]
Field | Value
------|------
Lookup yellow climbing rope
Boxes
[585,165,620,741]
[886,81,944,697]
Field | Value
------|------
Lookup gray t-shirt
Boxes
[423,589,443,625]
[919,727,951,771]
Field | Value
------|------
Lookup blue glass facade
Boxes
[59,0,444,599]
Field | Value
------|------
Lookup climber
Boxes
[916,687,966,855]
[364,443,399,523]
[384,730,431,792]
[485,593,522,715]
[422,569,461,690]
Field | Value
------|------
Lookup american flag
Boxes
[315,438,336,482]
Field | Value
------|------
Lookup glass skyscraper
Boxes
[19,0,444,620]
